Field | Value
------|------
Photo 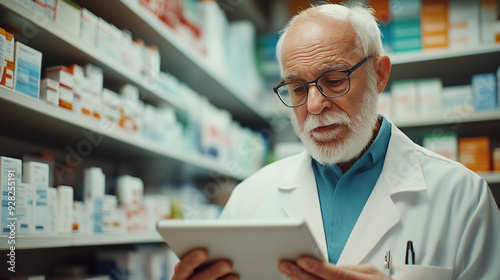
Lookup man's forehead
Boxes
[283,16,354,49]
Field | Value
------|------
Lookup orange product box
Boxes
[421,0,449,49]
[369,0,390,22]
[459,137,491,172]
[46,65,74,111]
[0,28,5,82]
[0,30,15,89]
[67,64,84,115]
[493,148,500,172]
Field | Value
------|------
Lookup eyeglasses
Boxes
[273,55,373,108]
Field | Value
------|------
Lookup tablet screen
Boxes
[156,218,324,280]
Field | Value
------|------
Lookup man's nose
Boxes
[306,84,331,114]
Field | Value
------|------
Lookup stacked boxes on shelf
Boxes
[1,156,222,237]
[380,67,500,122]
[420,0,449,49]
[0,7,269,176]
[448,0,480,48]
[459,137,491,172]
[368,0,500,52]
[422,135,499,173]
[389,0,422,52]
[139,0,265,105]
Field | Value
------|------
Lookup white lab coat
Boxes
[220,123,500,280]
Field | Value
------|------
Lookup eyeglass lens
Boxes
[277,71,350,107]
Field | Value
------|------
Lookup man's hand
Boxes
[172,249,239,280]
[279,257,392,280]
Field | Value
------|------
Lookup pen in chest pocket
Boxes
[405,240,415,265]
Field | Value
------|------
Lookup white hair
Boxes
[275,3,384,76]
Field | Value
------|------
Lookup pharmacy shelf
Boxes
[73,232,163,247]
[0,87,252,181]
[0,0,269,127]
[393,110,500,128]
[387,45,500,87]
[0,0,185,110]
[389,45,500,65]
[0,232,163,250]
[0,234,73,250]
[479,172,500,184]
[70,0,269,128]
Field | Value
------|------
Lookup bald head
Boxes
[276,3,383,76]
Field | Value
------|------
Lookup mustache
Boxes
[302,111,351,132]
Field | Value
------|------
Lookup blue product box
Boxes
[13,42,42,99]
[390,17,422,52]
[472,73,498,111]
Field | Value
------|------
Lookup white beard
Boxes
[290,75,379,166]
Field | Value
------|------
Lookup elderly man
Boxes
[172,3,500,280]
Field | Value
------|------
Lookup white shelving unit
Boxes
[389,45,500,65]
[0,86,251,180]
[0,232,162,250]
[0,0,266,275]
[479,172,500,184]
[0,0,269,127]
[393,110,500,128]
[71,0,270,127]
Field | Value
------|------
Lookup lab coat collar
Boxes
[277,122,428,264]
[279,151,328,260]
[338,123,428,265]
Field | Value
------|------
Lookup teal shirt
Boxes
[312,115,391,264]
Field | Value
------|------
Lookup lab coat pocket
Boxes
[393,265,453,280]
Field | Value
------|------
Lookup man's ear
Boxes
[376,55,391,94]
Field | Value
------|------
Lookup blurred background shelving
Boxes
[1,0,500,279]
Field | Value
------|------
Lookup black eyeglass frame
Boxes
[273,55,374,108]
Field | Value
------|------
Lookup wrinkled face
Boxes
[281,16,379,165]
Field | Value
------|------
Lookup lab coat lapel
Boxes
[280,152,328,260]
[338,124,427,265]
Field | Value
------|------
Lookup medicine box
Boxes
[479,0,500,45]
[84,64,104,119]
[83,167,105,233]
[40,78,60,106]
[16,183,34,234]
[68,64,84,115]
[81,8,98,47]
[57,185,74,234]
[441,85,474,115]
[417,78,443,116]
[46,65,74,111]
[389,0,422,52]
[55,0,82,38]
[13,42,43,98]
[0,28,5,82]
[0,156,22,234]
[391,80,418,120]
[47,187,58,234]
[472,73,498,111]
[377,92,392,120]
[448,0,480,48]
[493,148,500,172]
[421,0,449,49]
[0,30,15,89]
[22,161,50,234]
[459,137,491,172]
[423,133,458,161]
[33,0,46,17]
[46,0,56,21]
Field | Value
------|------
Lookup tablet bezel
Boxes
[156,218,325,280]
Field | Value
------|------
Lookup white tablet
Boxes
[156,218,325,280]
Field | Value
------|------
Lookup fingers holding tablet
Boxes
[172,249,239,280]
